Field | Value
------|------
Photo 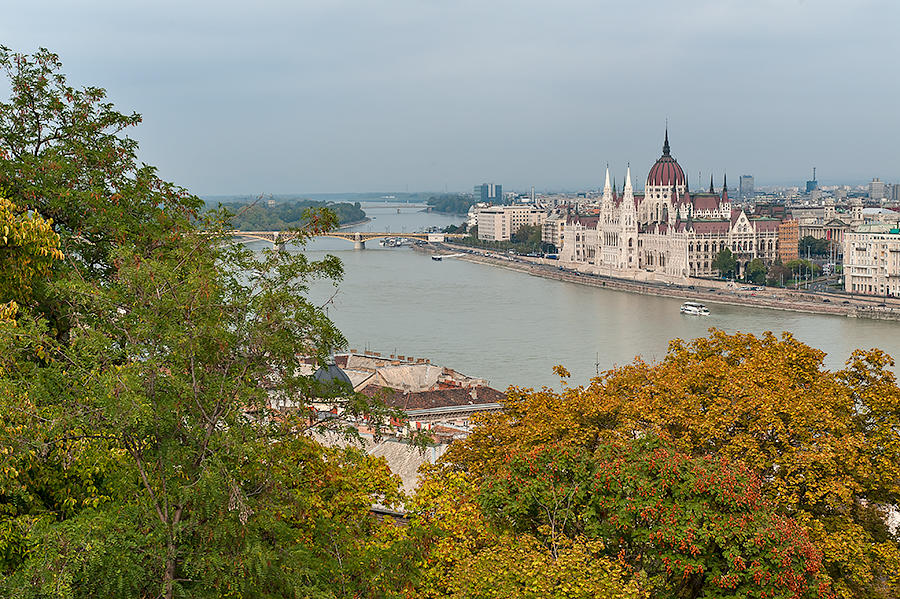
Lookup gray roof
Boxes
[313,363,352,385]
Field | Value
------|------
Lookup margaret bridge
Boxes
[228,230,468,250]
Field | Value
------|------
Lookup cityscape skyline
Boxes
[3,0,899,195]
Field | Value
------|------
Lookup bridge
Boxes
[229,231,468,250]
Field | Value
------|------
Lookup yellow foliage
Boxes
[449,330,900,598]
[0,196,63,312]
[408,464,646,599]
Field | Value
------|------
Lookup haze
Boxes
[3,0,898,194]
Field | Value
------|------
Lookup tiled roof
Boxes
[690,220,731,234]
[359,384,507,411]
[692,193,720,211]
[647,155,686,187]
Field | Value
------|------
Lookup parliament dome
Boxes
[647,130,686,188]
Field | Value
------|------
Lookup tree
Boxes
[711,248,736,278]
[800,236,832,257]
[767,263,792,287]
[449,330,900,599]
[408,465,644,599]
[511,224,542,247]
[0,195,64,319]
[0,47,410,598]
[746,257,767,285]
[476,440,830,598]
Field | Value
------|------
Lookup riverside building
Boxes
[843,223,900,297]
[559,132,782,279]
[477,205,546,242]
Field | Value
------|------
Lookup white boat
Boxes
[680,301,710,316]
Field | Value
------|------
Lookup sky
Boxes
[2,0,898,195]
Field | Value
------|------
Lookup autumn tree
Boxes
[407,464,644,599]
[449,330,900,598]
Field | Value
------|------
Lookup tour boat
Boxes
[431,255,442,261]
[680,301,710,316]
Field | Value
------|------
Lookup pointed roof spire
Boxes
[709,174,715,194]
[663,126,670,156]
[625,163,633,192]
[603,164,611,192]
[612,176,617,197]
[721,173,729,202]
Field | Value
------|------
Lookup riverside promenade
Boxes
[418,243,900,321]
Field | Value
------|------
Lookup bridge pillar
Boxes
[354,240,366,250]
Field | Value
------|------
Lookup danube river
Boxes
[283,202,900,390]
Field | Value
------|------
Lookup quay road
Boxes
[423,242,900,321]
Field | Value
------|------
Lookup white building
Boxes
[869,178,886,201]
[477,205,546,242]
[559,131,781,279]
[843,223,900,296]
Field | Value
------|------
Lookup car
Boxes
[687,285,695,289]
[823,299,830,303]
[842,300,850,304]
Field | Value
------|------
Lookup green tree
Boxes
[746,257,767,284]
[711,248,736,278]
[511,223,543,248]
[800,236,832,257]
[0,47,410,599]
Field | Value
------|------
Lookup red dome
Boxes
[646,131,685,187]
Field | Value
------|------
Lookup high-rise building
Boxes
[869,177,886,200]
[892,183,900,203]
[739,175,754,198]
[805,167,818,193]
[474,183,503,204]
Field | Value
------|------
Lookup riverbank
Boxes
[338,217,372,229]
[417,242,900,321]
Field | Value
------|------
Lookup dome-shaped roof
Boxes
[647,130,686,188]
[313,363,352,386]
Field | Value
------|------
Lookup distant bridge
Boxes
[229,231,467,249]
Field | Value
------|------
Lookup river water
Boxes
[272,202,900,390]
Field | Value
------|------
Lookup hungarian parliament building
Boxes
[556,132,789,279]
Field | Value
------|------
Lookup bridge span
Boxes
[229,231,467,249]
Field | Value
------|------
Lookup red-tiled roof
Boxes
[647,155,686,187]
[690,221,731,234]
[692,193,720,211]
[752,219,780,232]
[360,384,506,411]
[567,215,599,227]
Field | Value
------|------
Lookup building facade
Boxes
[739,175,754,198]
[474,183,503,204]
[777,219,800,263]
[559,132,781,279]
[844,224,900,296]
[477,205,546,241]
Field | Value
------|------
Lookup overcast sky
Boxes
[3,0,898,195]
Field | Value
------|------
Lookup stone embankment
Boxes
[416,242,900,321]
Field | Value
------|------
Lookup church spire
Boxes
[709,174,715,194]
[623,163,635,210]
[603,164,611,193]
[663,126,670,156]
[721,173,729,202]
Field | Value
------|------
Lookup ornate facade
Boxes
[560,132,781,279]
